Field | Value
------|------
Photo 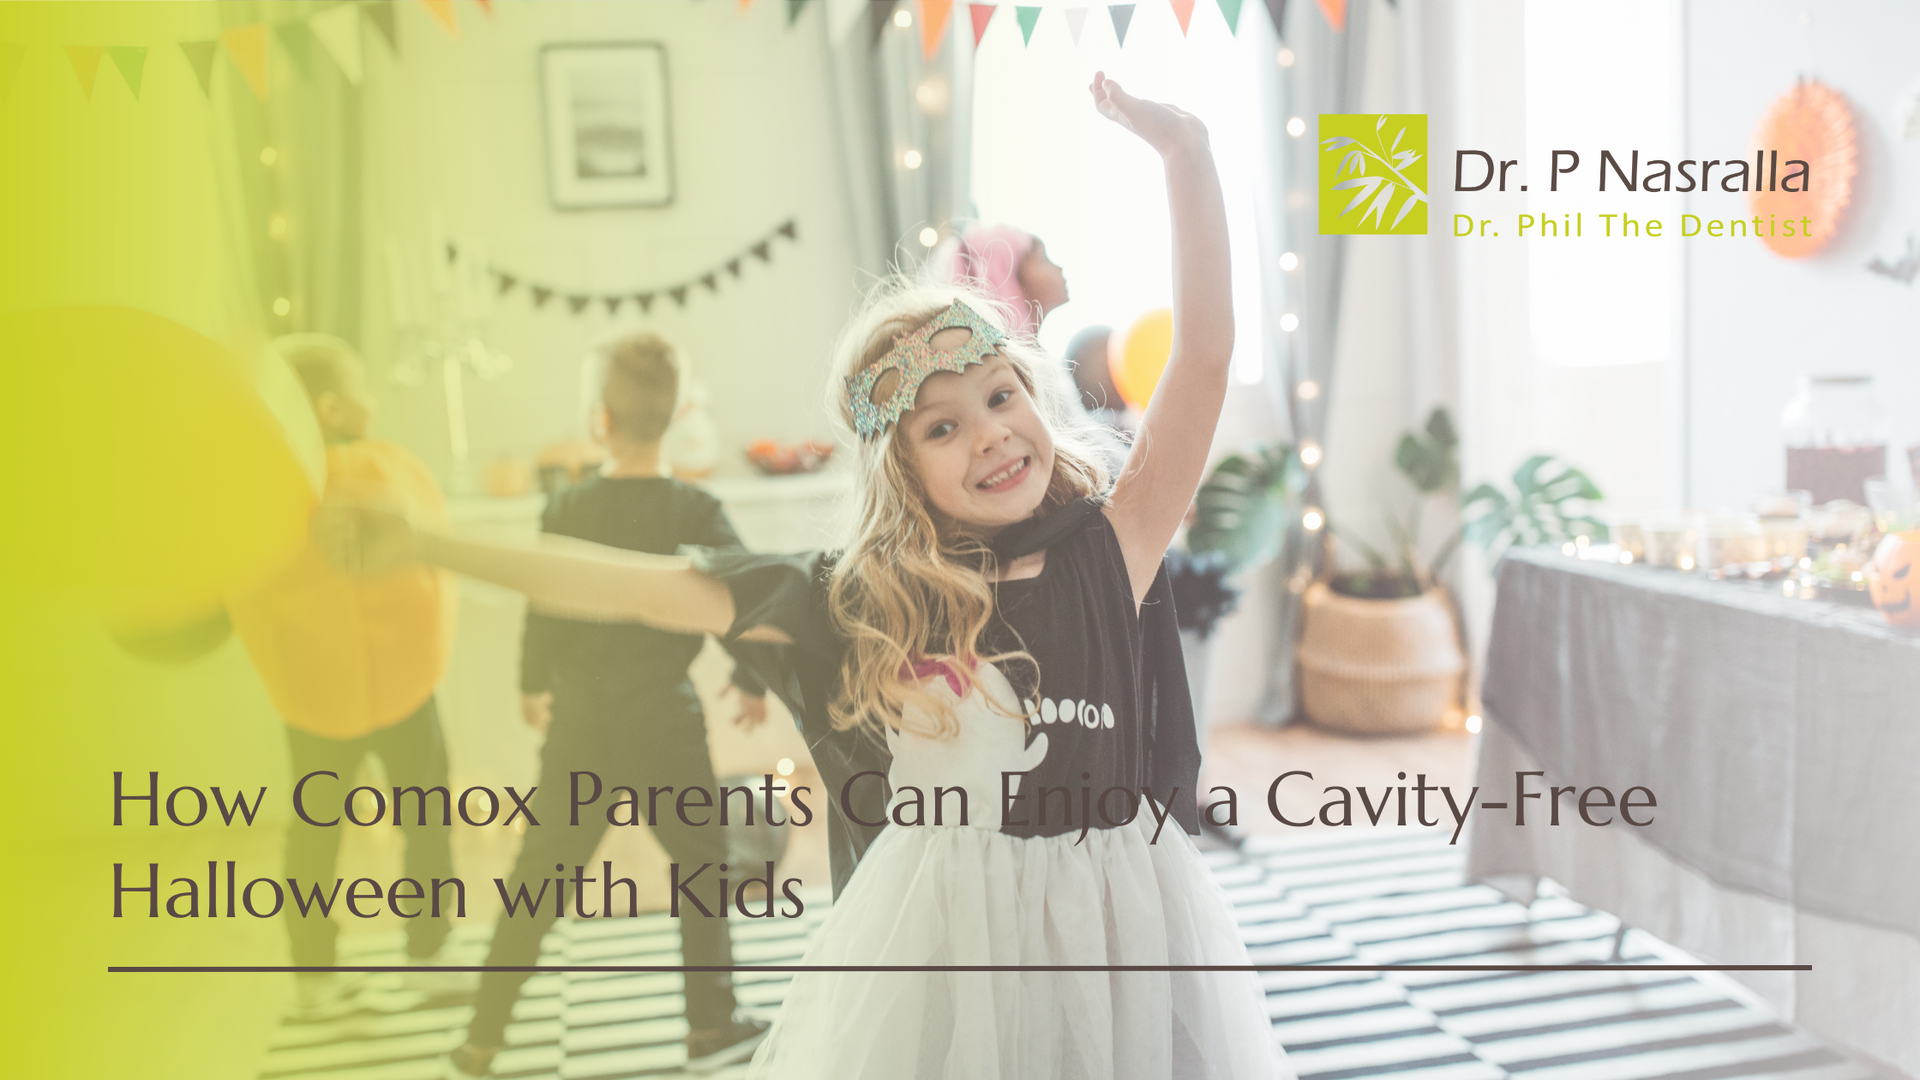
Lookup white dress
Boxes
[745,662,1290,1080]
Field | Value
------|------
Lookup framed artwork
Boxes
[540,43,674,209]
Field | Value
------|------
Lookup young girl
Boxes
[332,75,1289,1080]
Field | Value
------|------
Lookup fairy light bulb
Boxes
[1287,117,1306,137]
[1299,441,1322,467]
[1279,252,1299,271]
[902,149,923,169]
[1279,313,1300,332]
[1297,380,1320,400]
[259,146,278,166]
[894,8,911,27]
[272,297,291,317]
[1302,508,1324,531]
[1465,714,1483,734]
[1277,47,1295,67]
[776,758,795,777]
[918,227,939,247]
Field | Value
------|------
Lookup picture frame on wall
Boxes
[540,43,674,209]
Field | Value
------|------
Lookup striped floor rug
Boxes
[259,827,1882,1080]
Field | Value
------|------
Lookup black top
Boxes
[521,476,764,718]
[699,497,1199,897]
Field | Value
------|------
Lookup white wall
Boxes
[359,0,866,481]
[1684,0,1920,508]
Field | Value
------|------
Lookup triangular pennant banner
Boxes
[494,272,517,295]
[750,240,772,261]
[725,258,743,278]
[531,285,554,308]
[1216,0,1245,32]
[275,21,316,78]
[669,285,690,308]
[1109,5,1135,46]
[788,0,813,25]
[567,294,591,314]
[968,3,997,46]
[475,0,495,14]
[420,0,459,38]
[699,273,719,293]
[178,40,218,96]
[364,2,400,54]
[107,46,148,99]
[602,295,623,316]
[64,46,105,100]
[777,219,798,240]
[919,0,952,58]
[1064,7,1089,44]
[634,292,656,313]
[739,0,756,11]
[1313,0,1345,32]
[0,42,25,104]
[308,3,365,85]
[1015,7,1041,45]
[1263,0,1288,38]
[220,24,270,100]
[868,0,897,46]
[1170,0,1196,35]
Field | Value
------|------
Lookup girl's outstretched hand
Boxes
[1090,72,1208,158]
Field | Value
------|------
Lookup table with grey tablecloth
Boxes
[1465,546,1920,1075]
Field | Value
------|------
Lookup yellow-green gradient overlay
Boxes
[1,4,337,1076]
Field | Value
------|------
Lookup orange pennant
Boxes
[920,0,953,57]
[220,24,269,100]
[475,0,495,13]
[420,0,459,37]
[1170,0,1196,34]
[739,0,755,9]
[64,45,105,100]
[1313,0,1346,31]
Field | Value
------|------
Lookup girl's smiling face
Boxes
[901,353,1055,534]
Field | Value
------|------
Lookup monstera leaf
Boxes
[1394,408,1459,495]
[1188,442,1307,574]
[1461,454,1609,558]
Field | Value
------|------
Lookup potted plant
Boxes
[1298,410,1607,733]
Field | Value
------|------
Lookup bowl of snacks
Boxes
[746,438,836,476]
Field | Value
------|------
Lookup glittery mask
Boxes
[846,301,1009,441]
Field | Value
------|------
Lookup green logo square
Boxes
[1318,114,1428,235]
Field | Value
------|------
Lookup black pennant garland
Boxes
[446,218,799,319]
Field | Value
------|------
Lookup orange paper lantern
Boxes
[1748,81,1856,258]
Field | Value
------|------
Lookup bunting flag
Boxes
[364,2,400,54]
[1109,4,1136,46]
[1314,0,1346,32]
[308,3,365,85]
[220,24,270,100]
[869,0,897,46]
[1064,7,1089,44]
[0,42,26,102]
[107,46,147,98]
[968,3,997,45]
[179,40,217,96]
[1171,0,1197,35]
[919,0,953,58]
[276,21,315,78]
[1015,6,1041,45]
[420,0,459,38]
[476,0,496,14]
[63,46,104,100]
[1264,0,1288,39]
[453,219,801,320]
[1216,0,1244,32]
[789,0,814,26]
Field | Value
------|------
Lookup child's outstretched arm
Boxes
[315,504,791,642]
[1089,72,1233,603]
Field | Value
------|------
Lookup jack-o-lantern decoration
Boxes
[1749,80,1857,258]
[1868,530,1920,628]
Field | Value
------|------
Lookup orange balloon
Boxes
[1749,81,1856,258]
[1108,308,1174,410]
[0,306,313,632]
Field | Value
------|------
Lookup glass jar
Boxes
[1781,375,1890,505]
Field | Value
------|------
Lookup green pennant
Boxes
[363,1,399,55]
[106,46,148,99]
[1108,4,1135,46]
[178,40,217,96]
[275,21,315,77]
[1015,6,1042,44]
[1216,0,1244,31]
[788,0,813,25]
[0,42,25,102]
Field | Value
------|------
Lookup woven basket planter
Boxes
[1296,582,1464,734]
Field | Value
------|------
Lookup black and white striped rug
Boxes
[258,827,1881,1080]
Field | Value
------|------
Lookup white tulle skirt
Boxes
[747,815,1290,1080]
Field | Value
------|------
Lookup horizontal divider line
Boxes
[108,964,1813,974]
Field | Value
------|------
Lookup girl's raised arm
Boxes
[315,504,790,642]
[1089,73,1233,604]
